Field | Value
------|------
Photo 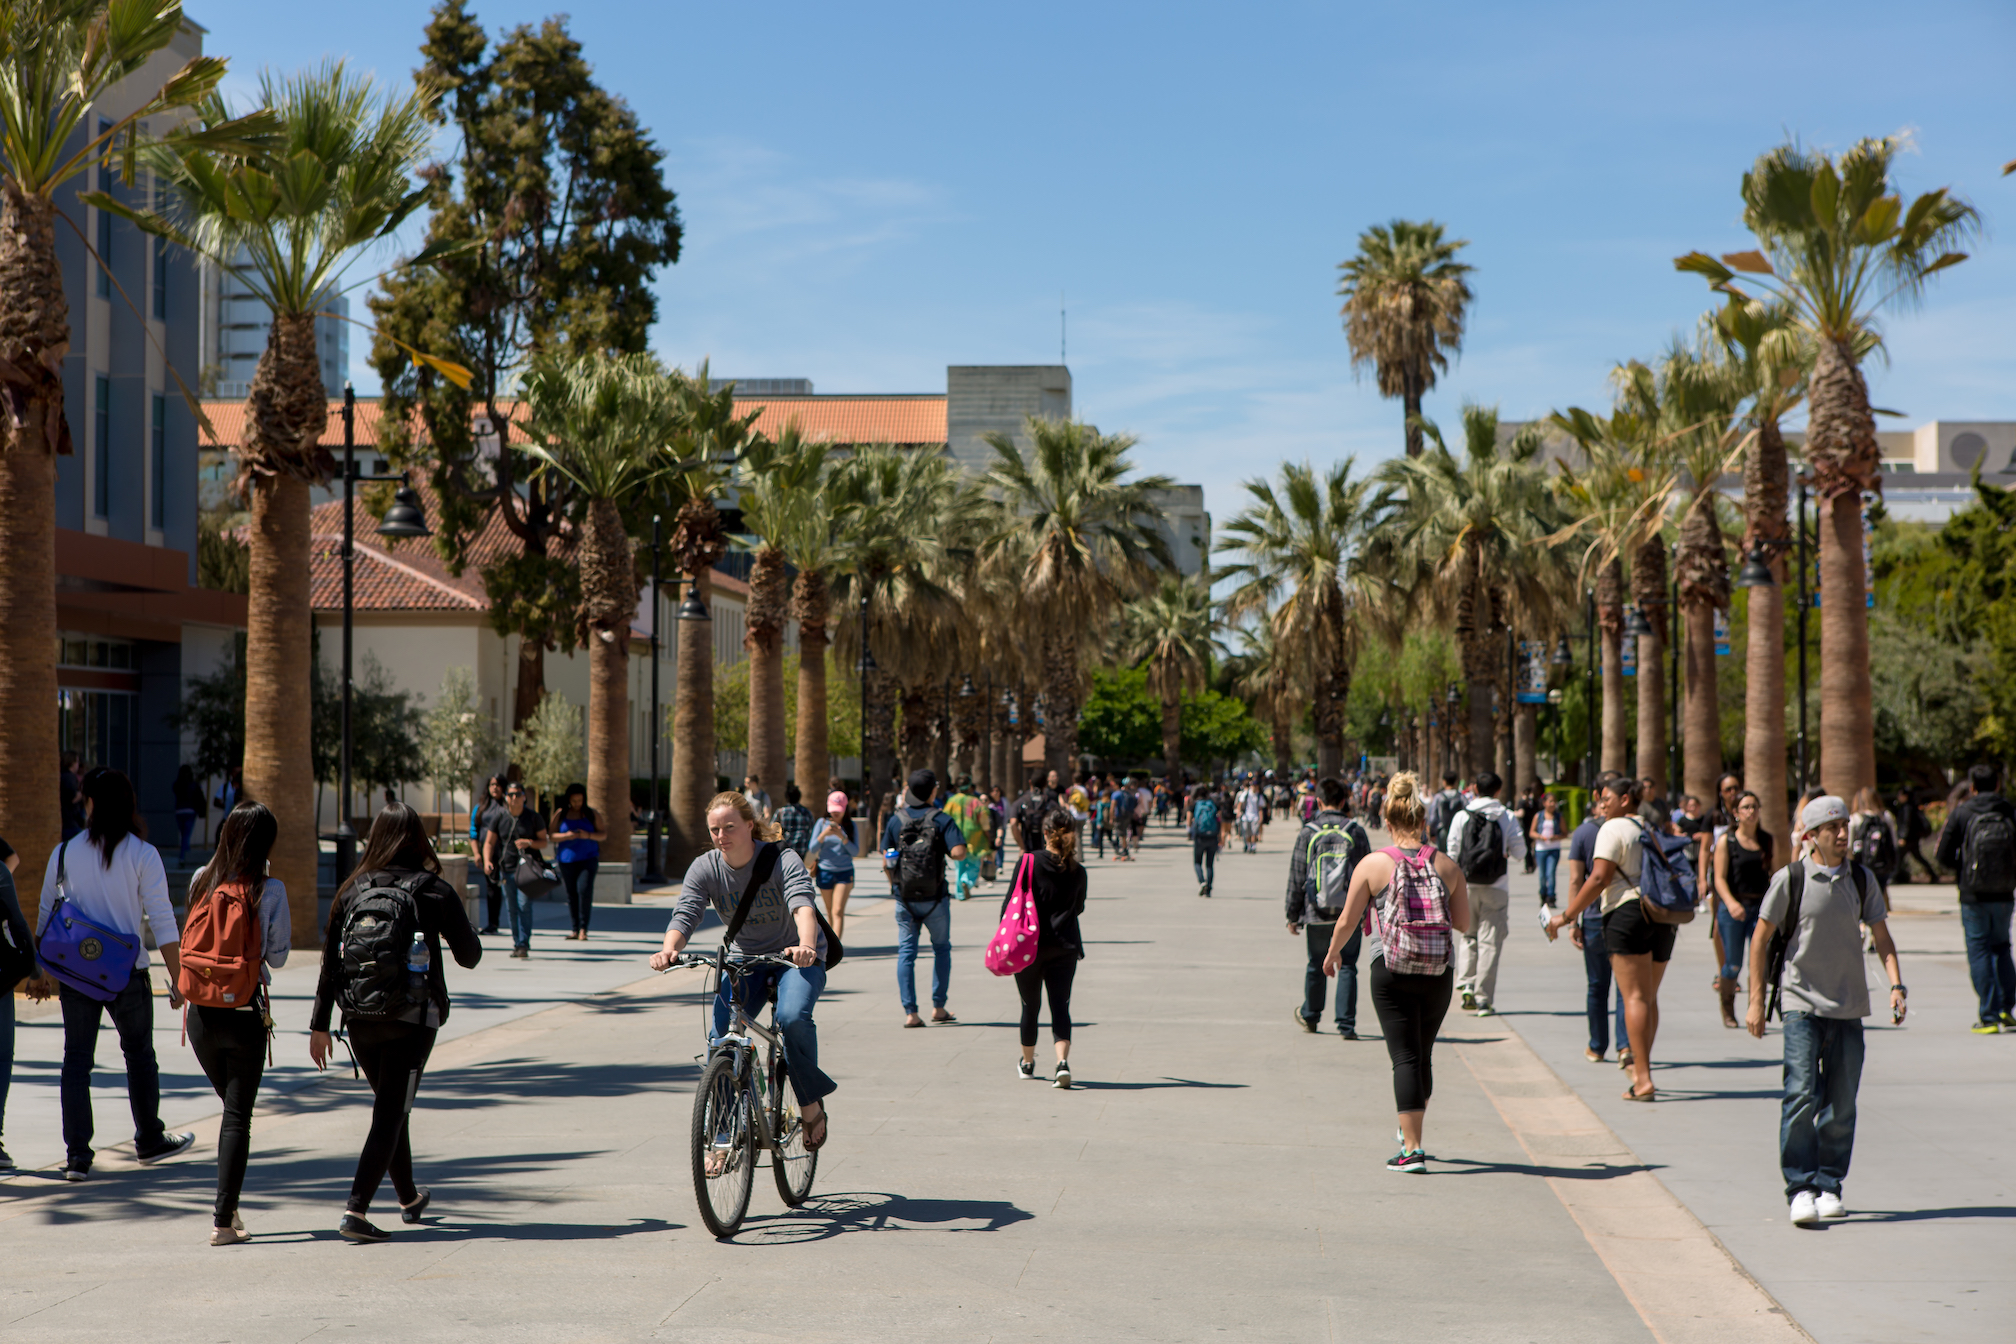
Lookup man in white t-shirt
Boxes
[1442,769,1527,1016]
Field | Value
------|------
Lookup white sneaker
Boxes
[1815,1191,1847,1220]
[1789,1190,1819,1225]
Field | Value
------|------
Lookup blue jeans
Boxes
[1193,840,1218,890]
[59,969,167,1167]
[1581,912,1628,1055]
[1959,900,2016,1022]
[1536,848,1561,902]
[1716,902,1760,984]
[503,868,536,950]
[713,962,836,1106]
[893,897,951,1013]
[1304,922,1360,1032]
[1780,1012,1865,1197]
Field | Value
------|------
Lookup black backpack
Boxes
[1454,804,1508,884]
[1961,807,2016,896]
[336,872,429,1021]
[1852,815,1900,881]
[896,807,946,915]
[1016,791,1057,851]
[1764,863,1870,1020]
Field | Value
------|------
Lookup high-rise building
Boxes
[199,247,350,398]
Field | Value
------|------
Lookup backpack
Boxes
[335,872,430,1021]
[1454,804,1507,885]
[176,876,264,1009]
[1852,815,1900,881]
[1960,806,2016,896]
[1427,791,1460,850]
[1017,791,1058,850]
[984,854,1041,977]
[1764,863,1870,1020]
[895,807,946,915]
[1305,817,1368,920]
[1193,797,1220,837]
[1631,820,1699,925]
[1372,845,1452,976]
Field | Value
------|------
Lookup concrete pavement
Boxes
[2,819,1999,1341]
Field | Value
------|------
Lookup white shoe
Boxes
[1016,1057,1036,1081]
[1815,1191,1847,1220]
[1789,1190,1819,1225]
[209,1217,248,1246]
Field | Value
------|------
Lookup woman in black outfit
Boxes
[309,803,481,1243]
[1711,790,1774,1029]
[1014,810,1088,1089]
[182,802,291,1245]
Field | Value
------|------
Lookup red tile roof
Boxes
[307,487,553,613]
[733,395,946,446]
[200,398,525,451]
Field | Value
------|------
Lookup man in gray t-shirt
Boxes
[1748,795,1906,1227]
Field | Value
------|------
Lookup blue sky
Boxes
[198,0,2016,519]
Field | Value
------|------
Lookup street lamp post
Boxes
[858,589,873,828]
[1796,472,1810,793]
[337,380,430,880]
[1669,566,1680,799]
[1547,687,1564,783]
[642,515,667,886]
[1584,588,1596,786]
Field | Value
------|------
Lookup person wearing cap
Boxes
[1747,794,1906,1227]
[808,788,861,940]
[881,769,968,1027]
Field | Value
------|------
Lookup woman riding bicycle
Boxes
[651,792,835,1150]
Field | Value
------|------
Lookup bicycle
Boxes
[661,949,818,1237]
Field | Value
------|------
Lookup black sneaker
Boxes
[399,1188,431,1224]
[1016,1057,1037,1081]
[1386,1148,1428,1174]
[1052,1062,1073,1090]
[338,1213,391,1243]
[62,1161,89,1183]
[1294,1006,1317,1033]
[136,1132,195,1165]
[0,1146,15,1174]
[1339,1028,1360,1041]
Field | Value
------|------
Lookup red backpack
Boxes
[177,878,264,1009]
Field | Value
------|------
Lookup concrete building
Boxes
[49,20,247,842]
[199,248,350,399]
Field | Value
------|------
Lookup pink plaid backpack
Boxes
[1371,844,1452,975]
[984,854,1040,976]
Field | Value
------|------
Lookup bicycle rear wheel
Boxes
[691,1053,755,1237]
[769,1056,818,1206]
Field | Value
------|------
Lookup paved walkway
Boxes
[1,822,2004,1341]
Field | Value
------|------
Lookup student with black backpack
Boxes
[309,803,482,1244]
[1442,771,1526,1017]
[880,769,968,1028]
[1287,777,1370,1037]
[1935,764,2016,1033]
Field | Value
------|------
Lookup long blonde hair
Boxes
[1383,771,1427,836]
[705,791,782,843]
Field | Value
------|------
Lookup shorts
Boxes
[1602,899,1678,962]
[815,866,856,889]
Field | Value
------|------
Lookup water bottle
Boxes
[406,932,430,1002]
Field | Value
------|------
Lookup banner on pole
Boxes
[1516,639,1548,703]
[1620,614,1637,678]
[1714,608,1730,656]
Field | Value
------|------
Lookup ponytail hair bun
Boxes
[1383,771,1427,834]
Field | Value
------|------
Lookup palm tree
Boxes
[663,371,759,868]
[1337,219,1474,458]
[0,0,263,897]
[1120,576,1220,784]
[1677,137,1977,799]
[1712,297,1809,859]
[519,351,685,888]
[110,64,440,945]
[1227,617,1298,780]
[983,419,1173,777]
[1220,460,1372,777]
[1369,406,1572,783]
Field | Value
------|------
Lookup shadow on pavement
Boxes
[1433,1157,1665,1180]
[1072,1077,1247,1091]
[1848,1206,2016,1223]
[299,1216,682,1242]
[729,1190,1035,1244]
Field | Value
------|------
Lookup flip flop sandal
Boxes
[1621,1085,1657,1102]
[931,1011,958,1024]
[803,1108,829,1151]
[903,1019,926,1028]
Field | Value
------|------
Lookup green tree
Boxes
[0,0,266,899]
[168,637,247,814]
[1078,665,1163,763]
[1179,689,1268,774]
[1337,219,1474,458]
[1677,137,1978,800]
[370,0,683,731]
[511,690,585,811]
[419,665,501,814]
[1119,576,1219,784]
[313,649,425,821]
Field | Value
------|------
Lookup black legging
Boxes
[559,858,599,931]
[346,1019,437,1214]
[1369,957,1454,1113]
[186,1006,266,1226]
[1015,955,1077,1048]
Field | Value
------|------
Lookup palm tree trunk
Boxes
[669,569,716,870]
[1598,556,1627,774]
[1682,602,1720,804]
[580,496,634,886]
[1403,380,1424,458]
[1272,703,1291,780]
[1162,694,1183,786]
[1461,633,1496,784]
[1514,704,1538,792]
[1806,335,1881,803]
[744,546,789,801]
[928,683,951,782]
[244,475,319,949]
[512,640,545,732]
[1743,416,1792,868]
[900,684,932,781]
[0,183,68,902]
[1632,538,1670,799]
[863,664,897,801]
[791,571,830,797]
[953,680,985,785]
[1043,627,1081,778]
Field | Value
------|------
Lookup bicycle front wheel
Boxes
[691,1053,755,1237]
[769,1056,818,1207]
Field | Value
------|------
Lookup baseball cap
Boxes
[1801,795,1850,829]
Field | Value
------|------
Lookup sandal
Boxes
[803,1105,829,1151]
[1621,1084,1657,1102]
[931,1010,957,1024]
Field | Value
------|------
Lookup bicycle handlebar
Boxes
[657,950,802,975]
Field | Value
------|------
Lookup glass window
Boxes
[58,688,138,780]
[93,376,109,518]
[152,235,167,319]
[151,394,166,528]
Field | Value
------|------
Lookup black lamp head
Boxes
[959,674,977,698]
[1552,635,1573,667]
[1626,606,1655,637]
[677,587,710,622]
[376,484,431,539]
[1733,548,1776,589]
[1445,683,1461,706]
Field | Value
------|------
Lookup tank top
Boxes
[1725,830,1773,905]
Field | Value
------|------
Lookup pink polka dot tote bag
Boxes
[984,853,1040,976]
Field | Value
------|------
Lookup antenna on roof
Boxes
[1060,291,1067,364]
